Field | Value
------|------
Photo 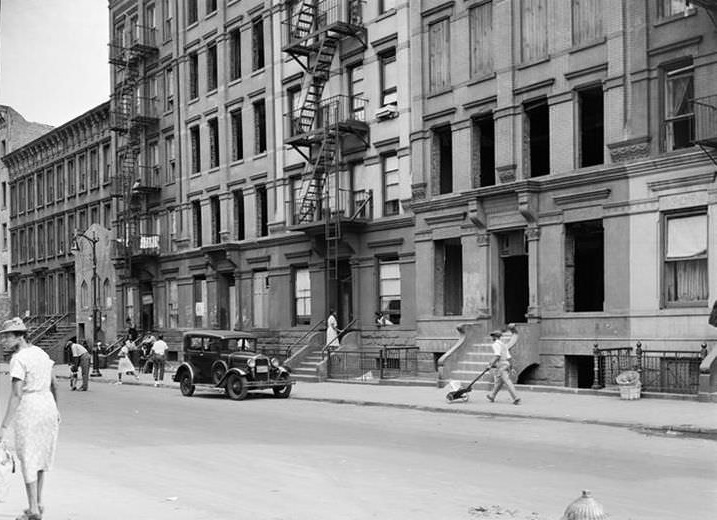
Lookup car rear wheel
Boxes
[225,373,248,401]
[273,374,292,398]
[211,361,227,385]
[179,372,195,397]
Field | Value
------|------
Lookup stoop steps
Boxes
[449,342,495,388]
[290,346,324,382]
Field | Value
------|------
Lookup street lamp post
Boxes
[72,230,102,377]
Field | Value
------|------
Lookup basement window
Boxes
[577,87,604,168]
[472,114,495,187]
[565,220,604,312]
[433,125,453,194]
[524,99,550,177]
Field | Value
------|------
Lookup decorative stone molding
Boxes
[525,226,541,241]
[476,233,490,247]
[496,164,517,184]
[517,190,539,224]
[607,136,651,163]
[553,188,611,206]
[467,199,487,232]
[411,182,427,201]
[647,171,716,192]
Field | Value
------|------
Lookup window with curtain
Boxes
[659,0,690,17]
[380,50,397,106]
[664,62,694,151]
[383,153,400,216]
[572,0,603,46]
[664,212,708,305]
[428,18,450,93]
[293,267,311,325]
[521,0,548,63]
[348,63,365,121]
[469,2,493,77]
[379,257,401,324]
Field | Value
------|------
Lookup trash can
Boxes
[616,370,641,400]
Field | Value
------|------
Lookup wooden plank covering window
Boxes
[428,18,450,93]
[572,0,603,46]
[521,0,548,63]
[469,2,493,77]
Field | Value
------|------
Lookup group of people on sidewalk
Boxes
[115,327,168,387]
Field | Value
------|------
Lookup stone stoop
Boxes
[448,342,494,388]
[291,346,325,382]
[35,325,76,364]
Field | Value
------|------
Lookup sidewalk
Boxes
[47,365,717,436]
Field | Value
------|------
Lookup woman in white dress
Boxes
[0,317,60,520]
[115,339,140,384]
[325,310,340,349]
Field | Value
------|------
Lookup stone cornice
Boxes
[553,188,612,206]
[647,171,716,192]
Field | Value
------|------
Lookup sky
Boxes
[0,0,109,127]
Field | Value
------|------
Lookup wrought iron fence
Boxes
[327,347,435,381]
[594,346,634,387]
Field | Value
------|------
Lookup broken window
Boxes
[577,87,604,167]
[472,115,495,187]
[664,211,707,305]
[435,239,463,316]
[524,99,549,177]
[433,125,453,194]
[565,220,604,312]
[664,61,694,151]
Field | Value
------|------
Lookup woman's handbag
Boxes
[0,441,15,502]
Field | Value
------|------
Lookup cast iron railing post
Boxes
[635,341,643,376]
[592,343,602,389]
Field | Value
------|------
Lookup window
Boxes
[190,125,201,173]
[47,221,54,257]
[664,212,708,305]
[165,66,174,111]
[380,50,397,106]
[293,267,311,325]
[163,0,173,40]
[67,213,75,251]
[9,184,16,216]
[348,64,365,121]
[0,140,5,155]
[229,28,241,80]
[1,224,6,250]
[28,227,34,261]
[146,4,156,29]
[256,185,268,237]
[103,202,112,229]
[1,182,5,208]
[27,178,34,209]
[193,276,207,327]
[192,200,202,247]
[165,135,176,182]
[233,189,245,240]
[189,52,199,99]
[102,144,111,183]
[187,0,198,25]
[46,169,54,202]
[2,266,7,293]
[148,141,159,185]
[210,195,221,244]
[428,19,450,93]
[433,125,453,194]
[35,174,42,206]
[521,0,548,63]
[81,281,89,310]
[89,148,99,188]
[67,160,76,195]
[18,180,25,213]
[10,232,17,265]
[469,2,493,77]
[208,118,219,168]
[659,0,690,17]
[379,257,401,324]
[79,209,87,232]
[577,87,604,167]
[90,205,99,226]
[382,153,400,216]
[57,217,65,255]
[572,0,603,46]
[165,279,178,328]
[79,154,87,191]
[252,17,265,71]
[206,0,217,15]
[254,99,267,154]
[207,43,218,92]
[38,225,45,259]
[55,164,64,199]
[472,115,495,187]
[565,220,604,312]
[380,0,396,13]
[664,61,694,152]
[524,98,550,177]
[230,109,244,161]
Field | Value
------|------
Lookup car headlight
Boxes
[270,357,280,368]
[247,358,256,368]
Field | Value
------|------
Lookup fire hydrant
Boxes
[561,490,608,520]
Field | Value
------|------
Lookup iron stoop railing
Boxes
[593,342,708,394]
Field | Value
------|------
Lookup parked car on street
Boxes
[172,330,294,400]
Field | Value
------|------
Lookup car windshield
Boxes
[224,337,256,352]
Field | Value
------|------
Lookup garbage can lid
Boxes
[561,490,608,520]
[616,370,640,385]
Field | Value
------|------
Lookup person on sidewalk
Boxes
[115,339,140,385]
[149,334,168,387]
[0,317,60,520]
[486,323,521,405]
[67,340,91,391]
[326,310,340,350]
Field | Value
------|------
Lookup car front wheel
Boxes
[273,374,292,399]
[226,373,248,401]
[179,372,195,397]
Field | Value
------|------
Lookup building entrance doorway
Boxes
[337,260,353,329]
[499,230,528,323]
[140,283,154,331]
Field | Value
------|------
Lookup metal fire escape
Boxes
[282,0,369,310]
[108,23,161,280]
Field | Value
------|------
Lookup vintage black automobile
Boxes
[172,330,293,400]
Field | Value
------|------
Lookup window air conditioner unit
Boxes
[375,104,398,120]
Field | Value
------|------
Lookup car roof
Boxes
[183,330,257,340]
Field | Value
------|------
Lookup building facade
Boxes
[0,106,52,322]
[3,103,119,349]
[105,0,716,386]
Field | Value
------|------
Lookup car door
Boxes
[190,336,214,382]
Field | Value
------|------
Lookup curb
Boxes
[55,373,717,437]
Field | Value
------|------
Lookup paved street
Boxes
[1,371,716,520]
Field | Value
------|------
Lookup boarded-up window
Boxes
[469,2,493,77]
[428,19,450,93]
[521,0,548,63]
[572,0,603,46]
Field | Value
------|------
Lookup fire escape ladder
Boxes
[296,35,338,135]
[293,0,318,40]
[297,131,338,223]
